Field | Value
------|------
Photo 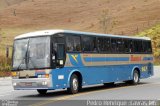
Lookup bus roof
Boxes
[14,29,151,40]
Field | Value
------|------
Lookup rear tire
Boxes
[126,69,140,85]
[37,89,47,95]
[67,74,80,94]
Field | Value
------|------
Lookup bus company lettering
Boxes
[130,55,142,61]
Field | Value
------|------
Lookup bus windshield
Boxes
[12,36,50,70]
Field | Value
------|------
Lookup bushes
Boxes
[0,71,11,77]
[137,24,160,64]
[0,55,11,76]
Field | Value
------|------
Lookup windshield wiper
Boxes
[16,40,29,71]
[16,57,25,71]
[16,49,28,71]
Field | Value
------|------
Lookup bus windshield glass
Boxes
[12,36,50,70]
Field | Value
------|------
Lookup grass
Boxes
[0,56,10,72]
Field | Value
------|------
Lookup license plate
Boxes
[25,82,32,86]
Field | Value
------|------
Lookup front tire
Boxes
[67,74,79,94]
[37,89,47,95]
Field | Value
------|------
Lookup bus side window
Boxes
[117,38,124,53]
[124,39,130,53]
[111,38,117,53]
[82,36,96,52]
[143,40,152,54]
[66,34,81,52]
[130,40,134,53]
[147,41,152,53]
[97,37,111,53]
[133,40,143,53]
[97,37,104,52]
[52,36,64,52]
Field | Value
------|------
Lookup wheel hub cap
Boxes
[134,73,139,82]
[73,78,78,90]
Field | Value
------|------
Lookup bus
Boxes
[12,29,153,94]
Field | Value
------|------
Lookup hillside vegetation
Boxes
[138,24,160,64]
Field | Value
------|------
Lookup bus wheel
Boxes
[67,74,79,94]
[132,70,140,84]
[103,82,115,87]
[126,69,140,85]
[37,89,47,95]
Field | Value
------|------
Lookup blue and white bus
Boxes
[12,30,153,94]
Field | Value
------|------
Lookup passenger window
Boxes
[117,38,124,53]
[111,38,117,53]
[97,37,111,53]
[82,36,96,52]
[134,40,143,53]
[124,39,130,53]
[66,35,81,52]
[147,41,152,53]
[143,40,152,53]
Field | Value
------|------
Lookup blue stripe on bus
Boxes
[143,57,153,61]
[84,57,129,62]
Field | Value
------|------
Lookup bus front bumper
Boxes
[12,78,52,90]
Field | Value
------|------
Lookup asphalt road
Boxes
[0,66,160,106]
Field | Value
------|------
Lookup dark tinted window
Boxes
[130,40,134,53]
[124,39,131,53]
[64,33,152,54]
[147,41,152,53]
[97,37,111,53]
[66,35,81,52]
[133,40,143,53]
[143,40,152,53]
[117,38,124,53]
[82,36,96,52]
[111,38,117,53]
